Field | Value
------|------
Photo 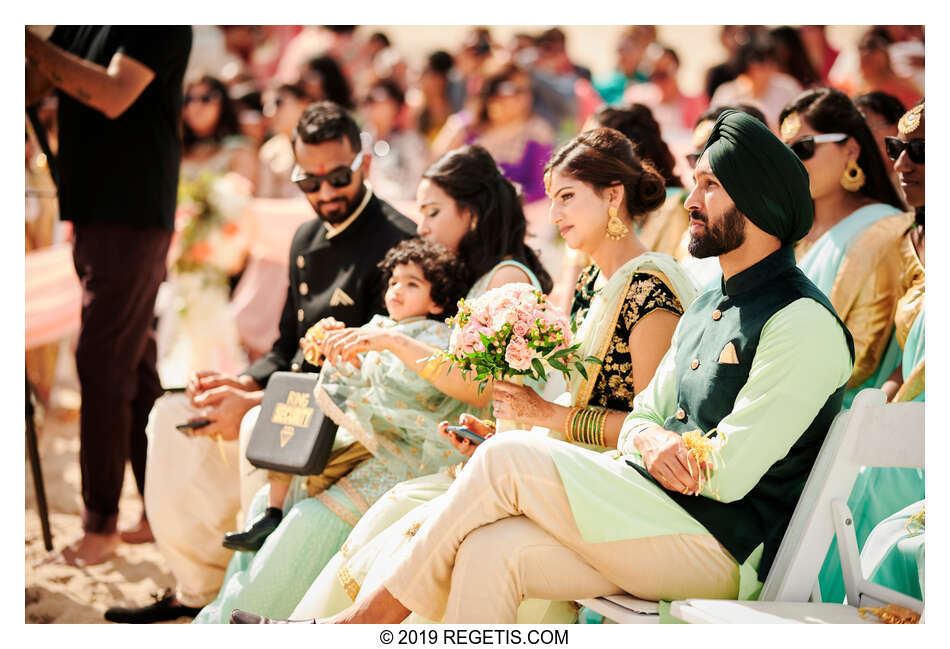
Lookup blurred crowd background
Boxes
[25,24,925,404]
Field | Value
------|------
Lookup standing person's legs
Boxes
[382,433,739,622]
[55,222,170,565]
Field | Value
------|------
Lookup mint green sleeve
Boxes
[703,298,853,503]
[617,323,681,456]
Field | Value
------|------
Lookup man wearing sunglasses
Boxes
[108,101,415,623]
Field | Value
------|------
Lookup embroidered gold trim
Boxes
[340,540,352,559]
[315,492,360,527]
[404,522,421,538]
[337,564,361,601]
[337,478,371,515]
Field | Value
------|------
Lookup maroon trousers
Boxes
[71,222,172,534]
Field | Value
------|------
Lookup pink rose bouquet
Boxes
[439,283,600,394]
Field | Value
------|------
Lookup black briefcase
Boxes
[245,371,338,475]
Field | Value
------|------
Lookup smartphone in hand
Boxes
[176,419,211,435]
[445,424,487,445]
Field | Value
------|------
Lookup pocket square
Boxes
[718,341,739,364]
[330,288,355,307]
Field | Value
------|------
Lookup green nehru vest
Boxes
[627,246,855,580]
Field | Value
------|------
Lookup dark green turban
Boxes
[700,109,813,244]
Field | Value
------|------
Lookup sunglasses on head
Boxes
[291,151,364,193]
[184,92,219,106]
[885,136,925,164]
[788,133,848,161]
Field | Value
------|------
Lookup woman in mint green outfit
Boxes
[287,128,699,623]
[193,145,552,623]
[779,95,924,602]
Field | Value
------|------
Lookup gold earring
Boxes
[840,159,866,192]
[605,206,629,241]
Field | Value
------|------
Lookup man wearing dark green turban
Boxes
[232,113,857,625]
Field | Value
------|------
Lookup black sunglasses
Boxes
[184,92,220,106]
[788,133,848,161]
[885,136,925,164]
[291,151,364,193]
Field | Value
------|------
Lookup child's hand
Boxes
[300,318,347,366]
[316,317,346,332]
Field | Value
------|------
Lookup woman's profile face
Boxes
[415,178,473,253]
[547,169,611,254]
[783,120,854,201]
[183,82,223,138]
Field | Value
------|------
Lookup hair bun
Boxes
[636,167,666,211]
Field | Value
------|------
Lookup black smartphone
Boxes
[176,418,211,435]
[445,424,486,445]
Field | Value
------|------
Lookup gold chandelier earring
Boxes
[605,206,629,241]
[841,159,866,192]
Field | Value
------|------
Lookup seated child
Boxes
[221,238,471,552]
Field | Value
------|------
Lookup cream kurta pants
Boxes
[384,432,740,623]
[144,394,267,607]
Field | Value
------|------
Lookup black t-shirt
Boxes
[49,26,192,230]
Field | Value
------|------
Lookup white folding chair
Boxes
[580,388,924,624]
[671,388,924,623]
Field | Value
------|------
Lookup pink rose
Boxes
[504,336,536,371]
[512,321,529,337]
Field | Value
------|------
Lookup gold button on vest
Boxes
[291,362,301,372]
[297,309,305,322]
[296,255,305,269]
[690,359,700,370]
[299,282,309,296]
[712,309,722,321]
[675,408,686,421]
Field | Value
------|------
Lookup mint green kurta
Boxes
[550,297,852,597]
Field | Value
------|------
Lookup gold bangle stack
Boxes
[565,406,609,447]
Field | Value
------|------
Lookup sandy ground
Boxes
[25,398,183,624]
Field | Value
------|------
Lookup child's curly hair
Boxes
[378,238,468,319]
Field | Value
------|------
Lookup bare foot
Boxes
[327,585,410,624]
[119,516,154,544]
[39,532,120,567]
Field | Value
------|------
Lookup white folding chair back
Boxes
[672,388,925,623]
[582,389,924,623]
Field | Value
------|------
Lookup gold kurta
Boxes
[822,211,913,389]
[894,226,925,350]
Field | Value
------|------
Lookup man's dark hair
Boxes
[854,91,907,125]
[378,238,468,318]
[293,101,361,151]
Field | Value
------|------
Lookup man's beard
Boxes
[687,206,747,258]
[312,183,365,225]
